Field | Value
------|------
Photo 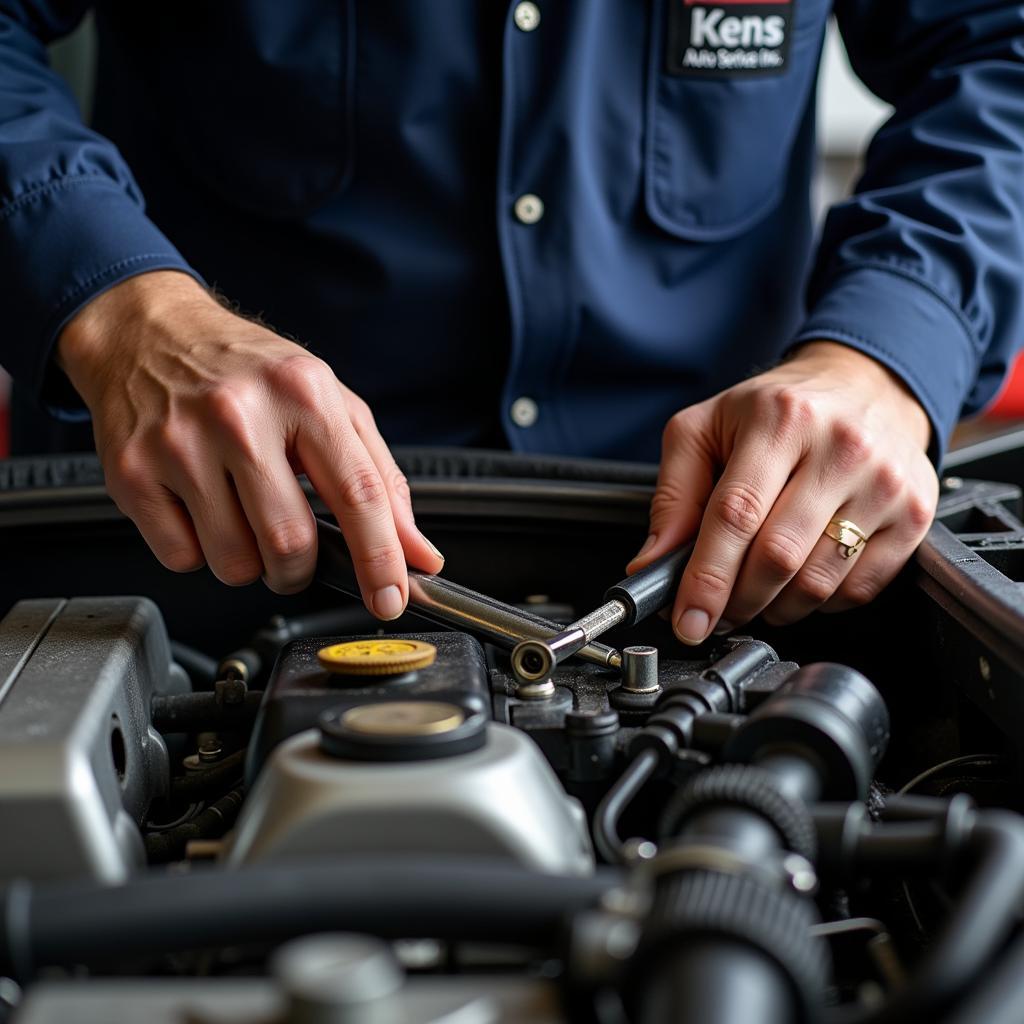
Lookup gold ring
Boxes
[824,518,869,559]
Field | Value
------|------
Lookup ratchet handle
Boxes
[315,518,362,600]
[605,542,694,626]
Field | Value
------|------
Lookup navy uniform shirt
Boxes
[1,1,1023,463]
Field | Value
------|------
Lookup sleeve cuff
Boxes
[789,264,980,468]
[0,176,204,413]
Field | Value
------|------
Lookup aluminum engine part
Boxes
[226,724,594,874]
[9,975,561,1024]
[0,597,182,881]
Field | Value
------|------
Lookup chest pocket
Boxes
[645,0,828,240]
[153,0,354,219]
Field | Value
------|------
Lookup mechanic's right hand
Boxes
[57,270,443,615]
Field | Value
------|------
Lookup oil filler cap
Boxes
[319,700,487,761]
[317,639,437,677]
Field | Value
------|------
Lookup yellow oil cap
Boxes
[317,639,437,677]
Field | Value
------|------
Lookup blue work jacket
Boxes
[1,1,1023,463]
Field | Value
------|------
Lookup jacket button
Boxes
[514,2,541,31]
[510,397,539,428]
[514,194,544,225]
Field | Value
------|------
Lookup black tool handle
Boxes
[604,542,693,626]
[315,518,362,600]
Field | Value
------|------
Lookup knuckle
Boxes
[160,545,205,574]
[906,493,935,531]
[263,516,316,562]
[759,530,806,579]
[205,384,260,447]
[338,467,387,511]
[264,573,312,597]
[356,542,404,576]
[713,483,765,539]
[761,386,815,435]
[793,563,839,604]
[762,605,797,627]
[269,354,335,408]
[650,480,686,520]
[347,394,374,427]
[214,551,263,587]
[662,412,691,447]
[105,445,149,495]
[830,421,872,471]
[840,575,883,606]
[153,421,197,470]
[687,564,732,599]
[389,468,412,505]
[872,461,906,503]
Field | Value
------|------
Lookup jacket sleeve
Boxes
[791,1,1024,464]
[0,2,200,413]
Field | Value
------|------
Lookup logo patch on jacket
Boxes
[666,0,794,77]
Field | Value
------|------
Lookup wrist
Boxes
[57,270,213,385]
[788,339,933,452]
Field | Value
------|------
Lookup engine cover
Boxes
[226,722,593,874]
[0,597,181,881]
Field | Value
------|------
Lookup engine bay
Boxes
[1,444,1024,1024]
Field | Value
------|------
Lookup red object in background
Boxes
[0,370,8,457]
[987,352,1024,418]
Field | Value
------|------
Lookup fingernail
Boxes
[634,534,658,561]
[424,537,445,563]
[675,608,710,645]
[372,584,404,621]
[713,619,735,636]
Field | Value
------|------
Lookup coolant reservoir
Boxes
[225,700,594,874]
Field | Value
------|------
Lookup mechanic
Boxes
[0,3,1022,645]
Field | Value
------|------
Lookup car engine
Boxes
[1,443,1023,1024]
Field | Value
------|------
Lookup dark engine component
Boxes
[246,631,490,780]
[3,445,1024,1023]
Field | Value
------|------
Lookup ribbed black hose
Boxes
[0,859,618,980]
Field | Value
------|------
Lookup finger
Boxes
[104,450,205,573]
[818,525,909,614]
[168,462,264,587]
[627,404,716,574]
[719,463,846,629]
[670,426,802,645]
[295,409,409,621]
[349,395,444,574]
[119,483,206,574]
[821,492,935,613]
[763,460,934,625]
[763,511,884,625]
[228,446,318,595]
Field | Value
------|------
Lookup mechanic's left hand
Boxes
[628,341,939,644]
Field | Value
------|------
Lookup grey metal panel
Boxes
[0,600,64,708]
[0,597,173,881]
[226,725,594,875]
[11,977,561,1024]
